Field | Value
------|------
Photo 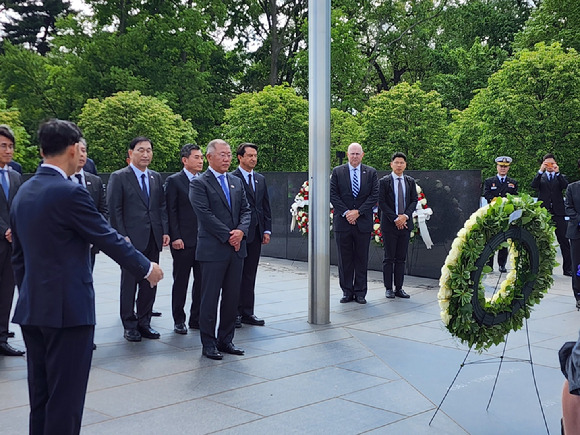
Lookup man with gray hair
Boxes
[189,139,251,360]
[330,143,378,304]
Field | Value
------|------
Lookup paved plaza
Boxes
[0,248,578,434]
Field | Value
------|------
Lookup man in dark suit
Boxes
[0,125,24,356]
[483,156,519,273]
[10,119,163,435]
[165,144,204,334]
[379,152,418,299]
[566,159,580,309]
[330,143,378,304]
[189,139,251,360]
[72,138,108,271]
[532,153,571,276]
[232,143,272,326]
[107,136,169,342]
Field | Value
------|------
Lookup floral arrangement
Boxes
[437,194,556,351]
[371,183,433,248]
[290,180,333,235]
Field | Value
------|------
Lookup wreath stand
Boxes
[430,224,550,434]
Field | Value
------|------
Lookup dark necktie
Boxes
[75,173,83,186]
[352,169,359,197]
[397,177,404,214]
[141,173,149,206]
[0,169,8,199]
[218,174,231,207]
[548,173,553,182]
[248,173,254,194]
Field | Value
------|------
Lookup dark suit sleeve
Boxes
[359,169,379,217]
[70,187,150,278]
[566,185,580,223]
[483,178,494,203]
[512,178,518,194]
[531,173,542,191]
[237,181,252,237]
[189,176,232,243]
[330,167,349,217]
[106,171,127,236]
[156,173,169,235]
[262,178,272,233]
[96,177,109,220]
[403,177,418,218]
[558,173,569,190]
[165,175,181,241]
[379,178,397,223]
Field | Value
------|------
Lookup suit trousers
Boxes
[487,247,508,269]
[571,238,580,301]
[170,246,201,326]
[199,251,243,348]
[0,240,15,343]
[335,227,371,297]
[552,214,572,273]
[120,232,159,330]
[238,225,262,317]
[21,324,94,435]
[382,225,411,291]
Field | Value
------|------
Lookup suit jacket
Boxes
[83,158,98,175]
[531,172,568,216]
[0,168,22,238]
[85,172,108,255]
[107,165,168,253]
[165,170,198,249]
[483,175,518,203]
[330,163,378,233]
[231,168,272,244]
[10,166,150,328]
[566,181,580,240]
[189,170,251,261]
[378,173,418,232]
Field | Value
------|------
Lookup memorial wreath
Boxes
[437,194,556,351]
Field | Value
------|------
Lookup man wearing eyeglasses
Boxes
[189,139,251,360]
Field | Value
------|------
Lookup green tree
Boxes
[361,82,450,171]
[330,108,363,168]
[2,0,75,55]
[0,99,37,172]
[77,91,197,173]
[221,85,308,172]
[514,0,580,53]
[451,43,580,190]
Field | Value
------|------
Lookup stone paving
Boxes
[0,248,578,434]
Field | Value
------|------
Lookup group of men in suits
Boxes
[163,141,271,359]
[10,119,164,435]
[331,144,418,303]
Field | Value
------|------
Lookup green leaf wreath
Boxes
[438,194,557,351]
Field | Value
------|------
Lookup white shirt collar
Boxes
[41,163,68,179]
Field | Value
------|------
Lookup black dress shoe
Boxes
[355,295,367,304]
[499,266,507,273]
[241,315,265,326]
[395,289,410,299]
[385,289,395,299]
[174,323,188,335]
[151,310,162,317]
[564,270,573,277]
[93,343,97,350]
[0,342,25,356]
[124,329,142,342]
[235,315,242,328]
[188,321,200,330]
[7,331,14,338]
[202,346,223,360]
[138,326,160,339]
[217,342,245,355]
[340,295,354,303]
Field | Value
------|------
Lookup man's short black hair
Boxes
[542,153,555,161]
[129,136,152,150]
[180,143,200,159]
[38,119,82,157]
[237,142,258,157]
[0,125,15,145]
[391,152,407,162]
